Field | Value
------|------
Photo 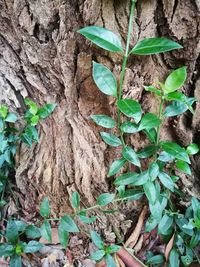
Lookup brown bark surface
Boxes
[0,0,200,215]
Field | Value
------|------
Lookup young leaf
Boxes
[164,67,187,94]
[60,215,79,232]
[158,214,173,235]
[107,158,126,177]
[137,145,158,158]
[24,99,38,115]
[91,115,116,128]
[30,115,39,126]
[72,191,80,209]
[169,249,180,267]
[186,143,199,155]
[114,172,138,186]
[5,113,18,123]
[117,99,142,123]
[106,245,121,254]
[40,220,52,242]
[25,225,41,239]
[105,254,116,267]
[100,132,122,147]
[40,197,51,218]
[0,105,8,118]
[158,172,174,191]
[37,104,56,119]
[138,113,161,131]
[122,146,141,167]
[58,222,69,248]
[6,220,18,243]
[175,160,191,175]
[160,141,190,164]
[130,37,182,55]
[78,26,123,52]
[143,181,157,204]
[23,241,43,253]
[97,193,115,206]
[120,121,138,133]
[93,62,117,97]
[90,250,105,261]
[90,230,104,249]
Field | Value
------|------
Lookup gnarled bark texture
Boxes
[0,0,200,215]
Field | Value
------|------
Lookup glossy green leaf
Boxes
[40,220,52,242]
[130,38,182,55]
[30,115,39,126]
[108,158,126,177]
[149,200,163,222]
[138,113,161,131]
[164,67,187,94]
[90,230,104,249]
[160,141,190,163]
[158,214,173,235]
[169,249,180,267]
[137,145,158,158]
[40,197,51,218]
[105,254,116,267]
[90,250,105,261]
[149,162,159,181]
[106,245,120,254]
[114,172,138,186]
[147,255,165,265]
[117,99,142,123]
[166,91,186,102]
[37,104,56,119]
[176,160,191,175]
[120,121,138,133]
[158,172,174,191]
[93,62,117,97]
[0,105,8,119]
[5,113,18,123]
[158,151,174,162]
[6,220,18,243]
[97,193,115,206]
[100,132,122,147]
[144,85,161,96]
[0,244,14,257]
[163,98,196,117]
[25,99,38,115]
[145,216,158,232]
[131,171,149,186]
[122,146,141,167]
[25,225,41,239]
[144,128,157,143]
[120,189,144,201]
[78,26,123,52]
[60,215,79,233]
[10,254,22,267]
[143,181,157,204]
[23,241,43,253]
[91,115,116,128]
[72,191,80,209]
[186,143,199,155]
[58,222,69,248]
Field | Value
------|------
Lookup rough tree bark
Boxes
[0,0,200,216]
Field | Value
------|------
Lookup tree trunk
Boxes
[0,0,200,214]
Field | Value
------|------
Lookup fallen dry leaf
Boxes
[165,233,175,261]
[134,234,144,253]
[125,206,147,248]
[117,247,145,267]
[114,254,126,267]
[40,228,59,244]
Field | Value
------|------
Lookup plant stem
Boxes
[117,0,137,145]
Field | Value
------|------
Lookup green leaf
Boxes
[160,141,190,164]
[149,200,163,222]
[186,143,199,155]
[189,230,200,248]
[25,126,39,142]
[40,220,52,242]
[72,191,80,209]
[121,189,144,201]
[37,103,56,119]
[30,115,40,126]
[181,254,193,267]
[169,249,180,267]
[164,67,187,94]
[176,160,191,175]
[10,254,22,267]
[0,105,8,118]
[144,128,157,143]
[137,145,158,158]
[138,113,161,131]
[106,245,120,254]
[97,193,115,206]
[91,115,116,128]
[147,255,165,265]
[149,162,159,181]
[192,197,200,220]
[105,254,116,267]
[114,172,138,186]
[158,172,174,191]
[90,250,105,261]
[130,37,182,55]
[40,197,51,218]
[100,132,122,147]
[166,91,186,102]
[122,146,141,167]
[120,121,138,133]
[14,220,27,232]
[5,113,18,123]
[93,62,117,97]
[117,99,142,123]
[25,225,41,239]
[78,26,123,52]
[58,222,69,248]
[23,241,43,253]
[144,85,161,96]
[145,216,158,232]
[6,220,19,243]
[158,214,173,235]
[158,151,174,162]
[132,171,149,186]
[25,99,38,115]
[143,181,157,204]
[60,215,79,233]
[163,98,196,117]
[78,215,97,224]
[107,158,126,177]
[0,244,14,257]
[90,230,104,249]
